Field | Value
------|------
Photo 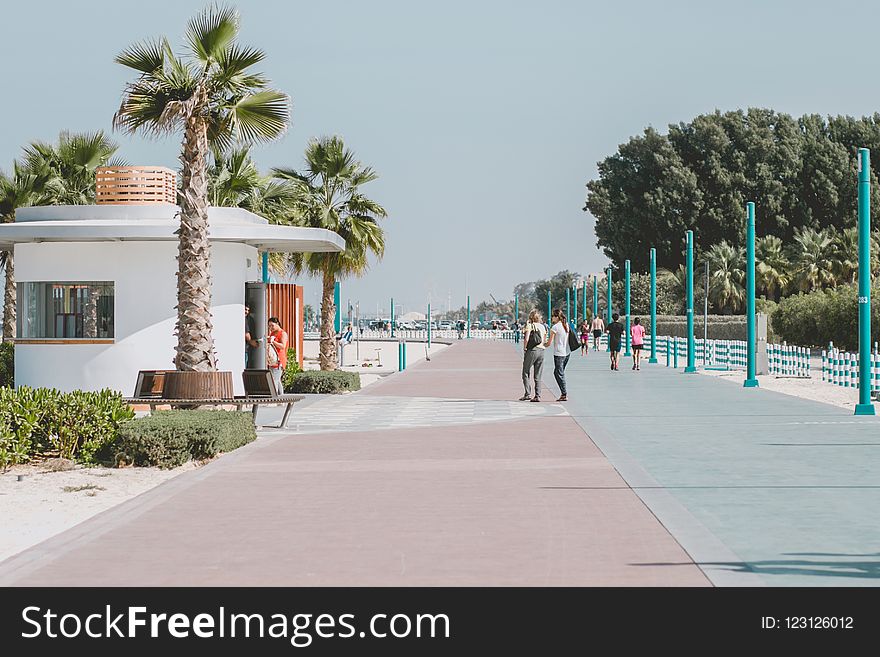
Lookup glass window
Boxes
[17,282,114,339]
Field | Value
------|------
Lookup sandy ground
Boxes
[0,460,198,563]
[698,368,860,410]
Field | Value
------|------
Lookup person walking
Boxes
[267,316,289,394]
[606,312,624,371]
[547,309,572,401]
[590,313,605,350]
[520,310,547,402]
[631,317,646,371]
[244,304,258,368]
[579,320,590,355]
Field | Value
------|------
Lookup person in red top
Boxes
[267,316,289,394]
[630,316,646,371]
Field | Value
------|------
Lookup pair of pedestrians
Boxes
[520,309,572,402]
[606,314,646,371]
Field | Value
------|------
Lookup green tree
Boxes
[113,5,289,372]
[21,131,120,204]
[273,136,387,371]
[704,242,745,313]
[532,270,581,318]
[586,127,702,271]
[787,227,838,292]
[755,235,790,301]
[0,165,46,338]
[585,109,880,270]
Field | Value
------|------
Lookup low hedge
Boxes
[112,410,256,469]
[771,283,880,349]
[288,370,361,394]
[0,387,133,469]
[281,348,301,392]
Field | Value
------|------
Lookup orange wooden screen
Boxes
[95,166,177,205]
[267,283,304,368]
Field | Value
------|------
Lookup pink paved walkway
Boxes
[0,341,709,586]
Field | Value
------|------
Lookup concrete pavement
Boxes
[0,341,708,586]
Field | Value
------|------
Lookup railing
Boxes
[95,166,177,205]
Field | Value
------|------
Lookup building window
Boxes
[17,282,115,339]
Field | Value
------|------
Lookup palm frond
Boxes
[227,90,290,143]
[115,37,167,72]
[186,4,239,63]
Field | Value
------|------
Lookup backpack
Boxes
[525,323,542,350]
[267,341,280,367]
[567,326,581,352]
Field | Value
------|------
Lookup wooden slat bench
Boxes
[124,369,304,429]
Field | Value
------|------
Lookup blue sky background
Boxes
[2,0,878,317]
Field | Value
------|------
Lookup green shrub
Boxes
[0,341,12,388]
[771,283,880,349]
[281,348,301,392]
[0,386,133,468]
[113,410,256,468]
[289,370,361,394]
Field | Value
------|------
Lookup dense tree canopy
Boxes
[585,109,880,271]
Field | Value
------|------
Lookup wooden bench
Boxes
[124,369,304,429]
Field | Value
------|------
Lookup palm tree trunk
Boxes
[319,269,337,371]
[2,250,14,340]
[174,90,217,372]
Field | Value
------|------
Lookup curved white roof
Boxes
[0,205,344,253]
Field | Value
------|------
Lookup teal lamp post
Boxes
[624,259,631,357]
[427,302,432,348]
[583,281,588,322]
[390,297,395,338]
[565,287,571,326]
[744,203,759,388]
[592,275,598,320]
[467,295,471,338]
[648,247,658,364]
[606,267,612,352]
[685,230,697,373]
[547,289,551,323]
[572,284,578,327]
[856,148,875,415]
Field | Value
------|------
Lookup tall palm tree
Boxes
[113,5,289,372]
[755,235,790,301]
[831,227,858,285]
[208,146,298,274]
[787,227,837,292]
[273,136,387,370]
[0,165,45,339]
[21,131,120,204]
[705,242,745,314]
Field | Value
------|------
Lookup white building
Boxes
[0,167,343,395]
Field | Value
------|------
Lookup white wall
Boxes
[15,241,258,394]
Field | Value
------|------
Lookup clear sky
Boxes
[2,0,879,318]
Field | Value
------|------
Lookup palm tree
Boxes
[787,227,837,292]
[208,146,298,274]
[831,227,859,285]
[704,242,745,314]
[0,165,45,339]
[755,235,790,301]
[113,5,289,372]
[21,131,120,204]
[273,136,387,370]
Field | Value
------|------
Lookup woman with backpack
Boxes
[520,310,547,402]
